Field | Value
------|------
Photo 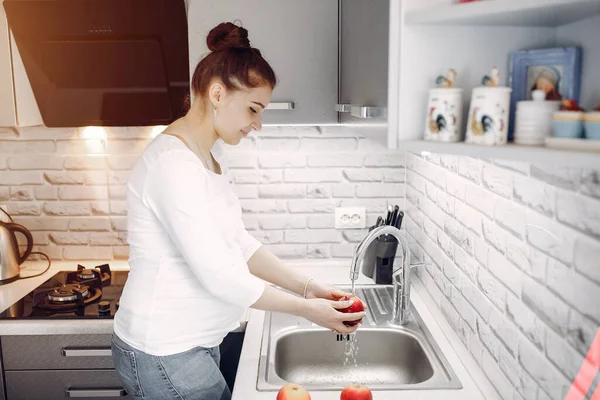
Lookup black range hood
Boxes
[3,0,190,127]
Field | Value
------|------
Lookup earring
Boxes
[213,107,217,120]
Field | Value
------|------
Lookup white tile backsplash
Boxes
[0,125,403,262]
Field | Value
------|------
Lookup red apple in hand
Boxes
[338,295,365,326]
[277,382,311,400]
[340,384,373,400]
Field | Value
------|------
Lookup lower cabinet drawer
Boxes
[2,335,114,370]
[5,370,131,400]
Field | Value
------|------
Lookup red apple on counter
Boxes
[340,384,373,400]
[276,382,311,400]
[338,295,365,326]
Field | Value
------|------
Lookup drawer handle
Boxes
[62,348,112,357]
[265,102,295,110]
[66,388,127,398]
[335,103,351,113]
[350,105,385,119]
[336,103,386,118]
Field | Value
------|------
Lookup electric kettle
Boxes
[0,221,33,285]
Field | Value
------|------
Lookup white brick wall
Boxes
[5,124,598,400]
[1,126,404,261]
[407,153,600,400]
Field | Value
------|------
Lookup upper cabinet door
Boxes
[339,0,389,124]
[187,0,338,125]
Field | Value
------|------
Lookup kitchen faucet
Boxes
[349,225,420,325]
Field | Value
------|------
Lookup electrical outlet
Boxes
[335,207,366,229]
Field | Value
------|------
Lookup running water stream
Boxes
[343,332,359,368]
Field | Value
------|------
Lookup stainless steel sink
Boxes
[257,285,462,391]
[274,329,434,385]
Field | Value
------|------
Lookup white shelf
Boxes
[405,0,600,27]
[400,140,600,168]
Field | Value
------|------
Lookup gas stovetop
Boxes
[0,264,128,320]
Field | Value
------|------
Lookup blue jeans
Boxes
[111,333,231,400]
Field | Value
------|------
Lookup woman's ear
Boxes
[208,82,226,109]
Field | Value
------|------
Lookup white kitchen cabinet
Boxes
[338,0,400,149]
[392,0,600,166]
[187,0,338,125]
[0,5,43,128]
[338,0,389,123]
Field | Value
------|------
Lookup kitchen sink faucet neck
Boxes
[349,225,415,325]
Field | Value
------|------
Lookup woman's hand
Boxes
[304,279,367,327]
[300,298,366,335]
[304,279,351,301]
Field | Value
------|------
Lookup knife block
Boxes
[361,231,399,284]
[372,236,399,284]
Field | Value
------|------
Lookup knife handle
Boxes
[390,205,399,227]
[394,211,404,229]
[384,206,394,225]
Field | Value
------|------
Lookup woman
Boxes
[111,22,365,400]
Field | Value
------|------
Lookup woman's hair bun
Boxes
[207,22,251,52]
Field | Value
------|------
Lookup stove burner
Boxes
[77,269,96,281]
[47,284,90,303]
[66,264,112,287]
[25,263,116,315]
[33,284,103,311]
[0,264,126,320]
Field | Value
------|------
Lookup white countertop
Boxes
[0,259,497,399]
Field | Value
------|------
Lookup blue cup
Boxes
[552,111,584,138]
[584,112,600,140]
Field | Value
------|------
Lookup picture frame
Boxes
[508,47,582,141]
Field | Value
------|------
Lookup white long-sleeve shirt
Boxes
[113,134,265,356]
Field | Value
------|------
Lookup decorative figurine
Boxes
[481,66,500,87]
[435,68,457,88]
[561,99,584,111]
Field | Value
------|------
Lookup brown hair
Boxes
[190,22,277,100]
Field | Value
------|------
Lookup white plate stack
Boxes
[514,90,560,145]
